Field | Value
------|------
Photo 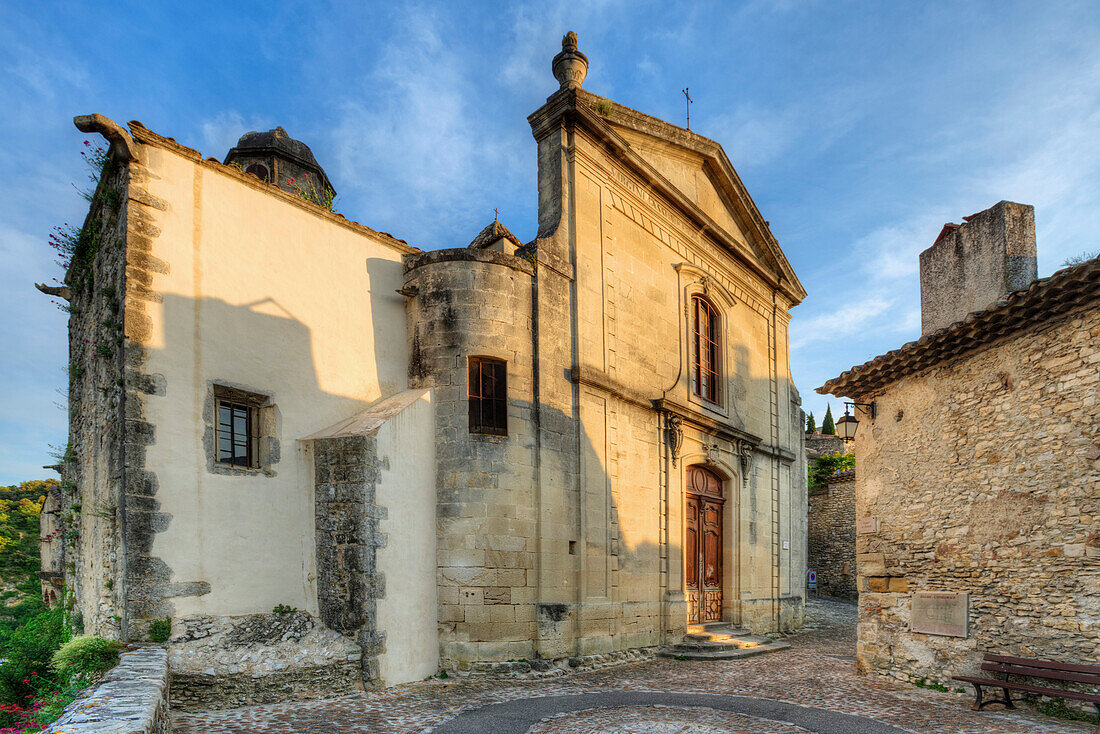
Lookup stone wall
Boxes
[808,470,856,599]
[168,612,362,709]
[918,201,1037,335]
[313,435,385,681]
[851,304,1099,687]
[65,145,131,637]
[44,647,170,734]
[805,433,845,462]
[403,248,539,670]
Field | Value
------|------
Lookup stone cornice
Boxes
[402,247,535,276]
[653,397,763,447]
[528,90,806,306]
[125,119,421,256]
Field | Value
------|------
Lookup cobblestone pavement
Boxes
[173,598,1092,733]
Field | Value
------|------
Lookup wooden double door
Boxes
[685,465,724,624]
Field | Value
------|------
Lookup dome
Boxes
[224,126,335,197]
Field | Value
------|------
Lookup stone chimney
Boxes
[918,201,1037,334]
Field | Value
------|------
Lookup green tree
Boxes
[821,404,836,435]
[805,412,816,434]
[0,479,56,635]
[808,451,855,490]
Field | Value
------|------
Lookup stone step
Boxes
[684,628,752,642]
[675,633,773,651]
[686,622,741,635]
[658,639,792,661]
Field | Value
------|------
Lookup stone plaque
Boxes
[910,591,969,637]
[856,516,879,533]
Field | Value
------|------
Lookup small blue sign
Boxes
[807,571,817,589]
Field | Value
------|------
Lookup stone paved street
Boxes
[173,599,1092,733]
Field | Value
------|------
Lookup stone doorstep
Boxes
[661,623,793,660]
[657,639,792,661]
[684,628,753,642]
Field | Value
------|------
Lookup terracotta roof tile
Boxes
[817,255,1100,398]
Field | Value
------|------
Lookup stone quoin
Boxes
[48,33,809,706]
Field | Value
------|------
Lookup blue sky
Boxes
[1,1,1098,483]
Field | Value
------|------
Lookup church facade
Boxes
[48,34,808,702]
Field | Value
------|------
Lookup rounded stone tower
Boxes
[224,126,335,197]
[402,243,538,669]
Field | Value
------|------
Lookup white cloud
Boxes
[498,1,624,93]
[200,112,274,159]
[329,7,528,246]
[790,295,892,350]
[704,104,804,169]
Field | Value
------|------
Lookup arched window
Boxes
[691,295,720,403]
[245,163,270,182]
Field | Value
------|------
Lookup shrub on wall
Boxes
[808,451,854,490]
[50,635,123,678]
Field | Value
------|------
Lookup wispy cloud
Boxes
[200,112,274,159]
[329,7,527,246]
[791,295,893,350]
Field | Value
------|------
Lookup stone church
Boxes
[45,33,808,702]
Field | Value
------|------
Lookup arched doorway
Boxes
[685,465,724,624]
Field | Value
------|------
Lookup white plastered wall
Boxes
[135,141,410,617]
[374,391,438,684]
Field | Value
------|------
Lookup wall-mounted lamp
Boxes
[837,400,875,442]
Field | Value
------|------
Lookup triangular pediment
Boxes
[562,90,805,303]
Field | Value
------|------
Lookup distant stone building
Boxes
[819,200,1100,684]
[807,469,856,600]
[805,432,845,462]
[45,33,808,705]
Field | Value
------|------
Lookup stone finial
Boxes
[552,30,588,90]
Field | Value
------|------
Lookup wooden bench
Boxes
[952,653,1100,732]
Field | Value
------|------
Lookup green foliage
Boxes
[0,607,71,708]
[805,412,816,434]
[25,677,93,728]
[47,141,118,293]
[592,97,613,116]
[0,480,56,635]
[909,676,949,692]
[272,604,298,615]
[821,404,836,435]
[285,174,337,212]
[50,636,123,678]
[148,617,172,643]
[1027,694,1098,723]
[808,451,855,490]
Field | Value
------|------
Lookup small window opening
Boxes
[245,163,270,182]
[469,357,507,436]
[217,399,257,467]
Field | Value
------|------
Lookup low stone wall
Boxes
[806,433,845,461]
[167,611,364,709]
[808,471,856,599]
[44,647,170,734]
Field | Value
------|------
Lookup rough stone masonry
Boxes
[819,201,1100,697]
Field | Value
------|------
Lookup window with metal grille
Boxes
[217,399,257,467]
[469,357,507,436]
[691,295,721,404]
